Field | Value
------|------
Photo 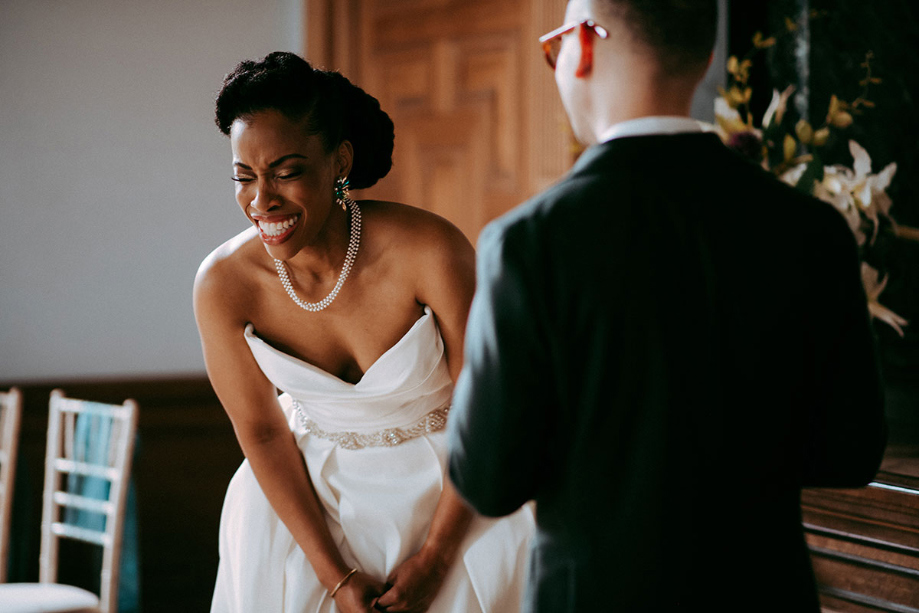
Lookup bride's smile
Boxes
[251,213,301,243]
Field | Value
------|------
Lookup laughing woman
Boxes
[194,52,533,613]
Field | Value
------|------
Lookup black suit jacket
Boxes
[448,133,887,612]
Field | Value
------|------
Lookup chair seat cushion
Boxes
[0,583,100,612]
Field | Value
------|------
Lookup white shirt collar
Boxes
[598,116,705,144]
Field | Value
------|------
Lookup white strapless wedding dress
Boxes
[211,307,534,613]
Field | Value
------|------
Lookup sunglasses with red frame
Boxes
[538,19,610,69]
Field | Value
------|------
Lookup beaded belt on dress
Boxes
[291,399,450,450]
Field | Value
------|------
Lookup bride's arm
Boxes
[193,256,384,610]
[376,216,478,612]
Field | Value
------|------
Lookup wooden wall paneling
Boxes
[306,0,570,243]
[372,1,520,46]
[331,0,358,77]
[463,43,519,183]
[401,110,489,239]
[307,0,361,76]
[306,0,331,69]
[526,0,572,194]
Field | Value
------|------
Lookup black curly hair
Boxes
[215,52,394,190]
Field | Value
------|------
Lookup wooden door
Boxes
[306,0,571,242]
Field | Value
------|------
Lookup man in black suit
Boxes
[447,0,887,610]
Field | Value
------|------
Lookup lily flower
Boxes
[762,85,795,128]
[816,141,897,245]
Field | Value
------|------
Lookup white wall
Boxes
[691,0,729,123]
[0,0,302,380]
[0,0,726,382]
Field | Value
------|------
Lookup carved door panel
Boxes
[307,0,570,241]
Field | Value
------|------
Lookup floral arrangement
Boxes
[713,19,912,336]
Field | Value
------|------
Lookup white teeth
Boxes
[257,215,299,237]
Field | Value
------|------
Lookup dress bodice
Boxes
[243,306,453,433]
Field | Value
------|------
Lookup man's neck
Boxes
[585,70,699,145]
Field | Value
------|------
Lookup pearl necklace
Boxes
[274,200,361,312]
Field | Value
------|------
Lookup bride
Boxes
[194,52,533,613]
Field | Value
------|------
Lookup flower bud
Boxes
[795,120,814,144]
[831,111,854,129]
[813,127,830,146]
[783,134,797,162]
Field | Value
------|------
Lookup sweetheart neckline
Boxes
[244,306,433,387]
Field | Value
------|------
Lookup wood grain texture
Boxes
[307,0,570,243]
[804,478,919,612]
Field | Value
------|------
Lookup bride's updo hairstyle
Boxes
[215,51,394,189]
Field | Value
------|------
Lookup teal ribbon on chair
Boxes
[64,404,140,613]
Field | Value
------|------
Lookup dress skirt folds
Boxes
[211,307,534,613]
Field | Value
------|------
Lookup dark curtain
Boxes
[729,0,919,448]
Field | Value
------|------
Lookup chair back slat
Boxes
[39,389,138,613]
[53,491,115,516]
[57,399,129,419]
[0,387,23,584]
[53,458,121,481]
[50,521,109,547]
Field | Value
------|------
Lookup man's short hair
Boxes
[594,0,717,76]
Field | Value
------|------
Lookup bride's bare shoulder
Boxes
[194,227,262,306]
[361,200,473,256]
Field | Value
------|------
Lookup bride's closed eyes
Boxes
[276,169,302,180]
[231,169,303,183]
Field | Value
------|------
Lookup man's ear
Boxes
[576,23,594,78]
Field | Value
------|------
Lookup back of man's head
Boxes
[593,0,717,77]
